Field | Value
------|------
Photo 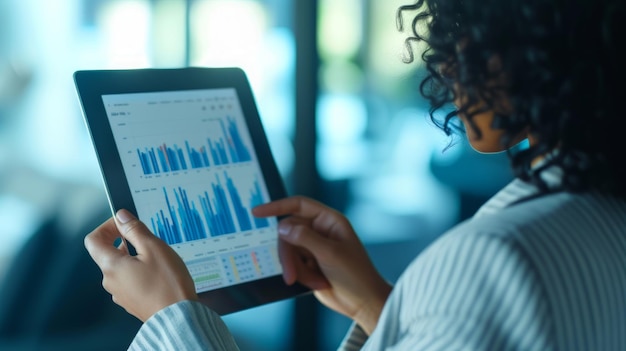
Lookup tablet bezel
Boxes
[74,67,310,315]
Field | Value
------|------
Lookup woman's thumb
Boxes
[114,209,156,253]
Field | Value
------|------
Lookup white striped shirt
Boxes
[341,170,626,350]
[129,169,626,350]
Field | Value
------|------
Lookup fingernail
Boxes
[116,209,135,224]
[278,223,291,236]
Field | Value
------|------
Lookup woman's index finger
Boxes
[253,196,346,234]
[253,196,328,219]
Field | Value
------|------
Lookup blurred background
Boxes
[0,0,513,350]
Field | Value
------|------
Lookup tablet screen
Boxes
[101,88,282,293]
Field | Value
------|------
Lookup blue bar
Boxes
[250,178,269,228]
[190,150,200,168]
[137,149,150,174]
[165,145,180,171]
[157,147,169,172]
[226,116,252,162]
[177,148,188,170]
[175,188,193,241]
[220,119,239,163]
[217,140,229,164]
[201,147,210,167]
[212,176,236,234]
[149,148,160,174]
[208,139,221,166]
[164,188,182,244]
[225,172,252,231]
[186,141,202,169]
[185,141,193,167]
[152,205,183,245]
[200,194,218,235]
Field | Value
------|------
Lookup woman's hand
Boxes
[253,196,392,335]
[84,209,198,322]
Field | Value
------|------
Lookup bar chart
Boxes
[136,116,253,175]
[150,171,271,245]
[104,88,283,292]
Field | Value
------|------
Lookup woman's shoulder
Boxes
[394,190,626,301]
[386,191,626,350]
[464,190,625,241]
[402,190,626,285]
[380,168,626,349]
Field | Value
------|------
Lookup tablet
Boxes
[74,67,309,315]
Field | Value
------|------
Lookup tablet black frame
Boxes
[74,67,310,315]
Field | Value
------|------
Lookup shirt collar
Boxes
[473,166,563,218]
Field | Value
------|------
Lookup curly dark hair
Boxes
[397,0,626,198]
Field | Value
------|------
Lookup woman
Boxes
[85,0,626,349]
